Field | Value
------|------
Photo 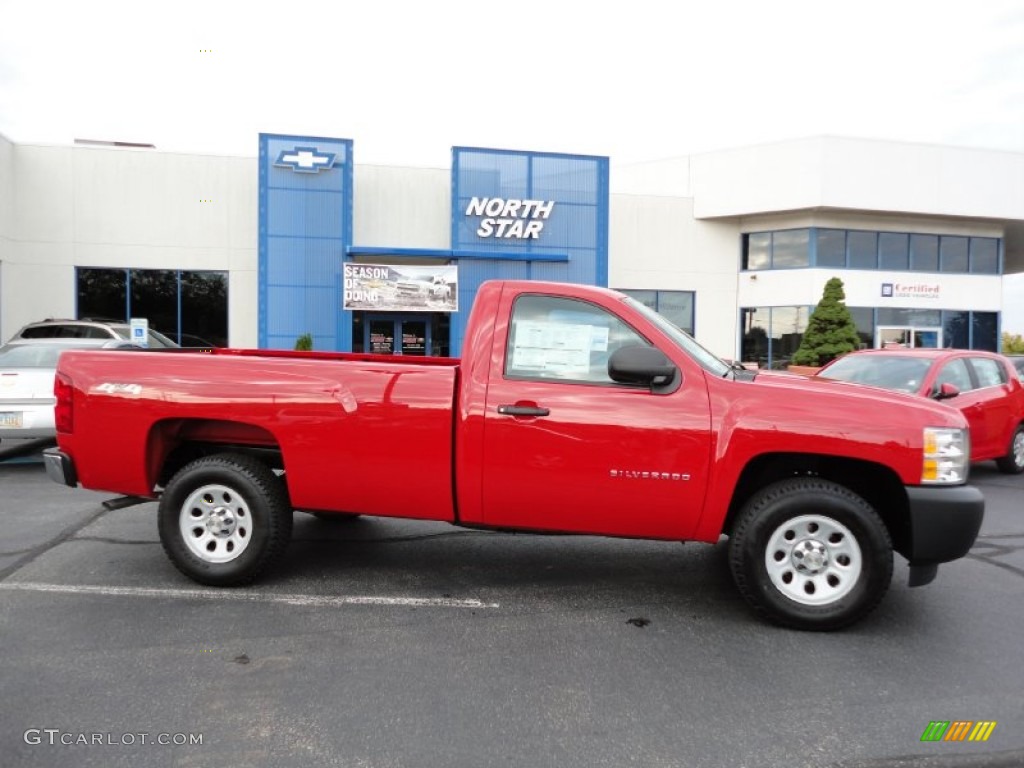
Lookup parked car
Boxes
[1006,355,1024,381]
[8,318,179,348]
[817,348,1024,474]
[0,339,137,442]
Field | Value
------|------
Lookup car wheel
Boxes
[728,478,893,631]
[158,453,292,586]
[995,424,1024,475]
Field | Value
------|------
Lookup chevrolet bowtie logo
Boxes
[274,147,336,173]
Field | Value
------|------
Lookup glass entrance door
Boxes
[365,316,430,355]
[876,326,942,349]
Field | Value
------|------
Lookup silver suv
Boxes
[8,319,179,348]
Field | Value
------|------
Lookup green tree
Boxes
[791,277,860,367]
[294,333,313,351]
[1002,332,1024,354]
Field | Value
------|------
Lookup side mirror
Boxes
[934,382,960,400]
[608,345,677,387]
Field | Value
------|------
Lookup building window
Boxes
[910,234,939,271]
[942,310,970,349]
[816,229,846,268]
[743,233,771,270]
[972,312,997,351]
[76,268,228,347]
[970,238,999,274]
[748,228,1000,275]
[740,306,999,364]
[940,236,969,273]
[848,307,874,349]
[740,306,809,369]
[743,230,809,270]
[878,233,909,270]
[618,290,695,335]
[847,231,878,269]
[771,230,810,268]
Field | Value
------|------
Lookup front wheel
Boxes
[995,424,1024,475]
[728,478,893,631]
[158,453,293,586]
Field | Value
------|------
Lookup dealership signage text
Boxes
[465,197,555,239]
[881,282,941,300]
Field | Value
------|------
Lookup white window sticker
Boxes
[511,321,594,376]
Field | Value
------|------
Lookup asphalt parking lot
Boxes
[1,458,1022,768]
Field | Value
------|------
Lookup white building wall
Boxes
[738,269,1003,314]
[0,133,14,341]
[1,142,257,346]
[354,164,451,249]
[608,194,739,356]
[2,135,1022,356]
[689,137,1024,221]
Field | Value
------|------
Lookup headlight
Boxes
[922,427,969,484]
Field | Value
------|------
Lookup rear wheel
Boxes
[995,424,1024,474]
[728,478,893,631]
[158,453,292,586]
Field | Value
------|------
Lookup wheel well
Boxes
[147,419,284,489]
[723,453,910,554]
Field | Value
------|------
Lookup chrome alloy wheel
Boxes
[1013,430,1024,469]
[764,514,862,606]
[179,484,253,564]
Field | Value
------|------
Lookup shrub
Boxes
[294,333,313,351]
[791,277,860,367]
[1002,332,1024,354]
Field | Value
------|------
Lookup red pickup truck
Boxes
[43,280,984,630]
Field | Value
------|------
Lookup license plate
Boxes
[0,412,23,428]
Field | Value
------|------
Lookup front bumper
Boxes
[904,484,984,565]
[42,448,78,487]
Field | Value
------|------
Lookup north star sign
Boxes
[274,146,336,173]
[465,197,555,239]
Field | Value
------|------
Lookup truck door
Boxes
[481,293,712,540]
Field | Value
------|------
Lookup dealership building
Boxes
[1,132,1021,365]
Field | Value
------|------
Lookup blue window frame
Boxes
[744,228,1002,275]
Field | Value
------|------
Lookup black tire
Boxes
[995,424,1024,475]
[728,478,893,631]
[158,453,292,586]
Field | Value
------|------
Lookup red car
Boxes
[817,349,1024,474]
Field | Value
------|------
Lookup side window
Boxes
[506,295,650,384]
[19,326,51,338]
[970,358,1006,388]
[934,359,973,392]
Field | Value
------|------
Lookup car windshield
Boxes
[818,354,933,394]
[623,296,731,377]
[0,343,93,368]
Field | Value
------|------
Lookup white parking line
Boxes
[0,581,499,609]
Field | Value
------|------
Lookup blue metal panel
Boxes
[451,148,608,278]
[449,258,530,357]
[346,246,569,263]
[449,147,609,354]
[259,133,353,350]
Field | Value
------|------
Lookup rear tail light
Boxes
[54,372,74,433]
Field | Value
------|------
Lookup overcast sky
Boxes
[0,0,1022,168]
[2,0,1023,328]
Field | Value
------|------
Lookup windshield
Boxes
[818,354,933,394]
[623,297,731,377]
